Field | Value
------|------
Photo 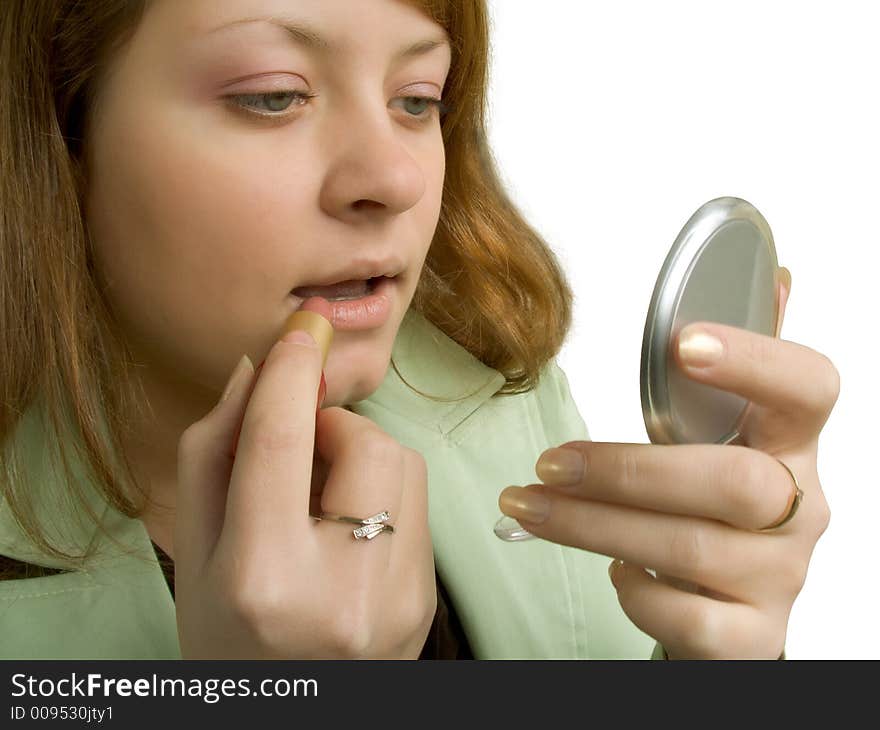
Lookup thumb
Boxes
[176,354,256,572]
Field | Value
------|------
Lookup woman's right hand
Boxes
[174,323,436,659]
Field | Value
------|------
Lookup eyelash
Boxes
[224,90,451,126]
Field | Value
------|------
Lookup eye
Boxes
[396,95,451,122]
[225,90,317,118]
[224,90,450,125]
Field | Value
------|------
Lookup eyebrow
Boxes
[204,16,451,61]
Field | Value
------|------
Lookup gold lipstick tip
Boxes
[282,310,333,368]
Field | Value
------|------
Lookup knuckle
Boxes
[679,603,721,657]
[226,581,281,640]
[819,355,842,411]
[404,446,427,471]
[668,524,706,576]
[357,430,404,467]
[402,588,436,643]
[742,332,775,368]
[801,352,840,420]
[249,412,310,453]
[417,566,438,626]
[779,555,810,597]
[616,448,644,496]
[398,574,437,653]
[817,500,832,536]
[326,600,373,658]
[228,563,280,613]
[222,556,290,634]
[226,587,256,625]
[404,447,429,483]
[806,493,831,540]
[176,423,215,482]
[721,449,768,521]
[423,586,439,630]
[178,421,206,455]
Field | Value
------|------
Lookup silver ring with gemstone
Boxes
[309,510,395,540]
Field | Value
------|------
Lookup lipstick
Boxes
[281,296,334,408]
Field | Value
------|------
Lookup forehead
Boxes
[159,0,450,59]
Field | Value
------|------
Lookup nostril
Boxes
[353,200,383,211]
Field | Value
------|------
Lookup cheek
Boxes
[83,103,311,385]
[425,136,445,215]
[411,138,445,263]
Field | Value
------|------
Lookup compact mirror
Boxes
[640,196,780,445]
[495,196,781,541]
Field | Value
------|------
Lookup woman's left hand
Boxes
[499,268,838,659]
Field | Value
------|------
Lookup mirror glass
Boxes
[640,196,780,445]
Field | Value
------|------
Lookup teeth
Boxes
[293,278,375,300]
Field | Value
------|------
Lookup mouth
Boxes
[291,275,392,302]
[290,275,397,331]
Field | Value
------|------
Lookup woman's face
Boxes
[84,0,451,415]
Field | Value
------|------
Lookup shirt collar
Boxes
[352,307,507,435]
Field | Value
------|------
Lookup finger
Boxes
[500,485,774,601]
[537,442,796,532]
[671,318,840,429]
[607,560,774,659]
[176,354,256,572]
[311,408,405,567]
[384,446,435,643]
[387,447,432,578]
[222,304,331,554]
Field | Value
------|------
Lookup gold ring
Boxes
[759,459,804,531]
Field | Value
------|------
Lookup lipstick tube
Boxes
[281,309,334,411]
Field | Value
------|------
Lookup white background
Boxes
[486,0,877,658]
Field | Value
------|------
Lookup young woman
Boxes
[0,0,837,659]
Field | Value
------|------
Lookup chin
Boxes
[335,356,392,406]
[321,315,400,407]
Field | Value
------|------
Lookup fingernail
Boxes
[499,486,550,524]
[318,372,327,410]
[221,354,254,403]
[779,266,792,294]
[608,559,624,589]
[678,326,724,367]
[536,447,585,485]
[282,329,317,346]
[493,514,537,541]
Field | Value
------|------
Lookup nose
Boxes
[318,98,428,222]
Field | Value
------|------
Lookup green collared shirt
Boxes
[0,308,660,659]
